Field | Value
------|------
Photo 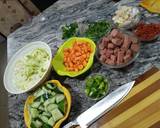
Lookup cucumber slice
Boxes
[52,86,63,94]
[51,92,56,96]
[40,96,45,103]
[58,100,65,114]
[46,83,54,90]
[42,86,52,94]
[30,108,39,118]
[44,97,55,107]
[42,123,52,128]
[34,89,45,98]
[51,108,64,122]
[38,105,44,111]
[35,120,42,128]
[30,121,37,128]
[39,115,48,124]
[48,117,55,126]
[31,102,41,108]
[42,112,52,117]
[47,104,58,112]
[56,94,65,103]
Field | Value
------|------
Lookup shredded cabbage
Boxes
[13,48,50,90]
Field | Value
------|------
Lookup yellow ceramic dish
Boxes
[52,37,96,77]
[140,0,160,14]
[24,80,71,128]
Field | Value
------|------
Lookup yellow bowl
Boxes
[24,80,71,128]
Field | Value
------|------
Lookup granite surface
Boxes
[7,0,160,128]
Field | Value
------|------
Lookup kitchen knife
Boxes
[63,81,135,128]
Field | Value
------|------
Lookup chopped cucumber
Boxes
[47,104,58,112]
[52,86,63,94]
[30,108,39,118]
[38,105,44,111]
[58,100,65,114]
[42,112,52,117]
[56,94,65,103]
[39,115,48,124]
[44,97,55,107]
[35,120,42,128]
[34,89,45,98]
[51,92,56,96]
[51,108,64,122]
[48,117,55,126]
[30,121,37,128]
[29,82,67,128]
[31,102,41,108]
[42,123,52,128]
[40,96,45,103]
[42,86,52,94]
[46,83,54,90]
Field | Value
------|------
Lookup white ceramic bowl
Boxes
[3,41,52,94]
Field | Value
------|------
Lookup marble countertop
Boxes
[7,0,160,127]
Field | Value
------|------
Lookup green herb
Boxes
[62,22,78,39]
[85,74,109,100]
[85,20,111,42]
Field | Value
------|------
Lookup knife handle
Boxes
[63,120,79,128]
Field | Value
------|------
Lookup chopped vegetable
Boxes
[85,20,111,41]
[29,82,67,128]
[13,48,50,90]
[62,22,78,39]
[63,41,92,72]
[85,74,109,100]
[112,6,140,27]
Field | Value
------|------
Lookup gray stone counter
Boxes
[7,0,160,127]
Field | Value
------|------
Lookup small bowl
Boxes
[96,30,140,69]
[24,80,71,128]
[134,21,160,42]
[3,41,52,94]
[84,73,110,100]
[113,6,141,30]
[52,37,96,77]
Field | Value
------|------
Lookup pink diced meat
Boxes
[131,43,139,52]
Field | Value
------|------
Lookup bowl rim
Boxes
[3,41,52,94]
[96,29,141,69]
[84,73,110,100]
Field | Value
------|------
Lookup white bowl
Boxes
[3,41,52,94]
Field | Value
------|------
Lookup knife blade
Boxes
[63,81,135,128]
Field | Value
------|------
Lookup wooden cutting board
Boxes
[90,67,160,128]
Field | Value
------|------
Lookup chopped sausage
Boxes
[131,43,139,52]
[124,54,132,63]
[117,51,124,64]
[105,49,113,58]
[100,48,107,55]
[122,34,132,49]
[110,54,116,62]
[99,55,106,62]
[99,43,105,50]
[108,43,115,49]
[126,49,132,56]
[105,58,115,65]
[114,48,119,55]
[110,29,119,37]
[111,38,122,46]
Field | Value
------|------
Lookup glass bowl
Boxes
[113,6,141,30]
[133,21,160,42]
[96,29,140,69]
[84,73,110,101]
